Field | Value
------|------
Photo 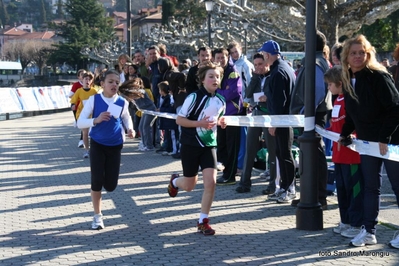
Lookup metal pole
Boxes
[244,29,247,55]
[126,0,131,58]
[296,0,323,230]
[208,12,212,47]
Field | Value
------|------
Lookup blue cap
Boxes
[257,40,281,55]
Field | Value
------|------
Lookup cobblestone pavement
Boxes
[0,111,398,265]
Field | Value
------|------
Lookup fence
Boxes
[0,85,72,121]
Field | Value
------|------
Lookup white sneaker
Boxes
[389,231,399,249]
[341,226,361,238]
[92,213,104,230]
[349,226,377,247]
[83,151,89,158]
[78,140,84,148]
[216,162,224,171]
[276,191,296,203]
[268,188,285,200]
[333,222,350,234]
[260,170,270,181]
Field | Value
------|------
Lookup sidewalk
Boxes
[0,111,398,265]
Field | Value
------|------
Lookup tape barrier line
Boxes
[141,110,178,120]
[315,125,399,162]
[140,109,305,128]
[140,107,399,162]
[223,115,304,127]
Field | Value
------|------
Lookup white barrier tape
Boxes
[315,125,399,162]
[141,110,178,120]
[223,115,304,127]
[140,109,305,128]
[139,107,399,162]
[304,116,315,131]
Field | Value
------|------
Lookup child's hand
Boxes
[199,116,217,129]
[71,104,76,111]
[94,112,111,125]
[127,129,135,139]
[218,116,227,129]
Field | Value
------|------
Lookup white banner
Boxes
[15,87,40,111]
[0,87,23,113]
[0,85,72,115]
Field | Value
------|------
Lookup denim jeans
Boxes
[360,155,399,234]
[139,114,155,149]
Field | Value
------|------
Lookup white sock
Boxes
[199,213,208,224]
[172,178,178,188]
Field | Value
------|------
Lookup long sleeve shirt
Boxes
[264,58,296,115]
[216,60,243,115]
[341,67,399,144]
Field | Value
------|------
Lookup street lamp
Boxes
[242,19,249,55]
[205,0,215,47]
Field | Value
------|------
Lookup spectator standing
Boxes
[133,50,150,78]
[158,57,187,158]
[214,48,243,185]
[235,53,277,194]
[290,31,332,208]
[157,81,179,156]
[119,78,157,151]
[331,43,343,66]
[147,45,163,148]
[324,66,364,239]
[228,41,254,176]
[381,58,390,71]
[117,54,132,84]
[186,47,212,94]
[158,43,179,67]
[339,35,399,248]
[389,43,399,90]
[258,40,297,203]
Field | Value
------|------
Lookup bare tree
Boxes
[2,40,56,75]
[213,0,399,48]
[29,40,56,75]
[2,40,31,73]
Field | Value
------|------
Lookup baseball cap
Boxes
[257,40,281,55]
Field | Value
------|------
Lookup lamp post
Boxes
[296,0,323,231]
[205,0,215,47]
[126,0,131,57]
[242,19,249,55]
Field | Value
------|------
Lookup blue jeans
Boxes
[237,127,247,170]
[139,114,154,149]
[360,155,399,234]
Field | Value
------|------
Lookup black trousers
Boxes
[275,127,295,192]
[217,125,241,181]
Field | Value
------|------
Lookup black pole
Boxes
[296,0,323,230]
[208,12,212,47]
[126,0,131,58]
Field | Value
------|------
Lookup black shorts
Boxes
[90,139,123,192]
[180,144,217,177]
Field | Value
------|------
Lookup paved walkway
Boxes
[0,111,398,265]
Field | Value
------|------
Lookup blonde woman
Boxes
[339,35,399,248]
